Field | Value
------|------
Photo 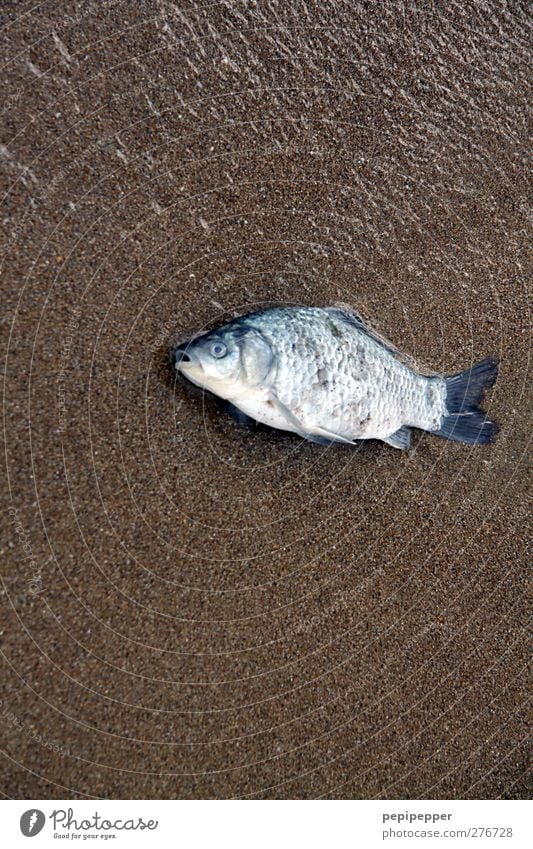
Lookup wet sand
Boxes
[1,1,530,799]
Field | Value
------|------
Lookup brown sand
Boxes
[1,1,530,799]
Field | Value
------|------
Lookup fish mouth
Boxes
[171,343,197,368]
[170,343,204,383]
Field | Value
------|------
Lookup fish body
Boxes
[171,306,499,450]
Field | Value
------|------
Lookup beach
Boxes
[1,0,530,798]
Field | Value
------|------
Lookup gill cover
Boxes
[236,325,275,387]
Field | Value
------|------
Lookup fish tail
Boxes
[433,356,500,445]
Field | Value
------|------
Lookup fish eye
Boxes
[209,341,227,359]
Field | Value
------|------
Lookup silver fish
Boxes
[171,306,499,450]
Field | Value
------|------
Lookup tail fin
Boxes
[434,356,499,445]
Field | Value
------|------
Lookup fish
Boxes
[170,306,499,450]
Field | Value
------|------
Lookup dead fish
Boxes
[170,306,499,450]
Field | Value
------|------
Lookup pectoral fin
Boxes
[269,395,308,436]
[270,395,357,445]
[306,426,356,445]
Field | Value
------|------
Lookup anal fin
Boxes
[383,426,411,450]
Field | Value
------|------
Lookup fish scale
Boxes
[245,307,443,440]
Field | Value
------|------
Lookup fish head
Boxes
[172,322,274,400]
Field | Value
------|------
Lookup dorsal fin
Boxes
[324,304,419,370]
